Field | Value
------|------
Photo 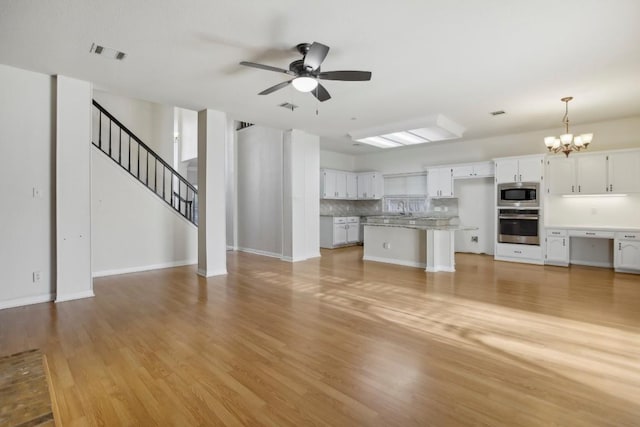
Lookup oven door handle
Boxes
[498,215,540,220]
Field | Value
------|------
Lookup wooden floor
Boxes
[1,247,639,426]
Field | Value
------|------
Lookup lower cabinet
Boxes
[320,216,360,248]
[495,243,543,264]
[614,232,640,272]
[545,229,569,266]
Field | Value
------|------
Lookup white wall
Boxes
[320,149,355,170]
[176,107,198,163]
[236,126,283,257]
[93,90,174,163]
[454,178,494,255]
[91,149,197,276]
[546,194,640,228]
[0,64,55,309]
[353,116,640,174]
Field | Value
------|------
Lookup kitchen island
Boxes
[363,216,475,272]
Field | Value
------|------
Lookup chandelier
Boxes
[544,96,593,157]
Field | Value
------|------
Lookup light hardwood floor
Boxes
[1,247,639,426]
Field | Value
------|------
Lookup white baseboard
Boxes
[92,259,197,278]
[197,268,228,277]
[237,247,282,259]
[363,255,426,269]
[281,252,322,263]
[426,266,456,273]
[494,256,545,265]
[569,259,613,268]
[0,293,54,310]
[55,290,95,303]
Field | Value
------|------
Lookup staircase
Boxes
[92,100,197,225]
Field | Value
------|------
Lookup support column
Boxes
[197,109,227,277]
[282,130,321,262]
[55,76,94,302]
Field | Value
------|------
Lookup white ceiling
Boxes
[1,0,639,155]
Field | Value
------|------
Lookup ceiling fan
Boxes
[239,42,372,102]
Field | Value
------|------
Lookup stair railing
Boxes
[92,99,198,225]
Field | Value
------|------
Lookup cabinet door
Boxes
[608,152,640,194]
[346,173,358,199]
[371,173,384,199]
[439,168,453,197]
[576,154,607,194]
[321,169,337,199]
[546,157,575,194]
[517,157,543,182]
[473,162,494,177]
[335,171,348,198]
[346,223,360,243]
[358,173,375,199]
[333,224,347,245]
[452,165,473,178]
[427,168,440,197]
[615,240,640,270]
[546,236,568,264]
[495,159,519,183]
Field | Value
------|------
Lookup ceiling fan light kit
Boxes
[240,41,372,102]
[544,96,593,157]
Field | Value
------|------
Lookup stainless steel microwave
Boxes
[497,182,539,207]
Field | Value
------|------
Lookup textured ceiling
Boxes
[1,0,639,154]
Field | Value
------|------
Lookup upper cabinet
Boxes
[495,155,544,184]
[383,173,427,196]
[357,172,384,199]
[452,161,494,179]
[427,167,454,198]
[321,169,383,200]
[545,150,640,195]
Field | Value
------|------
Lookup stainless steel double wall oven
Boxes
[497,182,540,245]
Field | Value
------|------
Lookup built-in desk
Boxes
[545,226,640,273]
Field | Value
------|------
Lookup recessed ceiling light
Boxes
[490,110,506,116]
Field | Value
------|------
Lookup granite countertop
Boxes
[364,223,478,231]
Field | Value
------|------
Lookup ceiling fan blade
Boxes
[311,83,331,102]
[258,80,292,95]
[240,61,294,75]
[304,42,330,71]
[318,70,372,81]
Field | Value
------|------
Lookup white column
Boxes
[425,229,456,272]
[282,130,321,262]
[55,76,94,302]
[197,109,227,277]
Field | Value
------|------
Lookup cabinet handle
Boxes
[619,242,622,250]
[562,238,565,247]
[571,185,574,193]
[578,185,581,193]
[519,174,522,181]
[514,250,522,254]
[586,232,596,236]
[610,184,613,192]
[514,174,517,182]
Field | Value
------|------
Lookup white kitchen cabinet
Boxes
[545,229,569,266]
[546,157,576,194]
[427,167,453,197]
[546,150,640,195]
[575,153,608,194]
[346,173,358,199]
[608,151,640,193]
[614,232,640,272]
[452,162,494,178]
[320,216,360,248]
[357,172,383,199]
[495,155,543,183]
[320,169,338,199]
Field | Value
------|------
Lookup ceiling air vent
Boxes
[279,102,298,111]
[490,110,506,116]
[90,43,127,61]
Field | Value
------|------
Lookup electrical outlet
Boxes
[32,271,42,282]
[383,242,391,249]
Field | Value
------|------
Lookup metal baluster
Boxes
[98,111,102,149]
[128,136,131,172]
[108,119,112,157]
[146,150,149,186]
[171,171,174,208]
[154,158,157,193]
[137,144,140,179]
[178,182,182,214]
[118,129,122,164]
[162,164,166,200]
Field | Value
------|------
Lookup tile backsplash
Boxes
[320,199,383,216]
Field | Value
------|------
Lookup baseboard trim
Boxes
[363,255,426,269]
[197,268,228,277]
[237,247,282,259]
[426,266,456,273]
[281,252,322,263]
[55,290,95,303]
[92,259,197,278]
[0,293,54,310]
[569,260,613,268]
[494,256,545,266]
